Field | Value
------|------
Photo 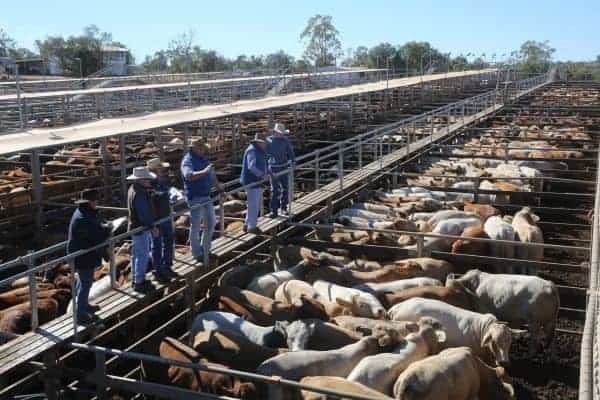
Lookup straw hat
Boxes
[75,188,100,204]
[126,166,156,181]
[272,122,289,135]
[190,137,211,152]
[146,158,170,170]
[251,132,268,145]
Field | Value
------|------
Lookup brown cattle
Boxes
[158,337,258,399]
[192,330,287,372]
[0,288,70,310]
[304,262,422,287]
[206,285,328,325]
[452,225,490,257]
[379,284,472,310]
[386,258,453,282]
[464,203,500,221]
[0,298,61,336]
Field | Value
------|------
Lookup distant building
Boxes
[101,44,130,76]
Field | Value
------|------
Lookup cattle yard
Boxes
[0,70,599,400]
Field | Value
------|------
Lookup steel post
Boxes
[119,135,127,206]
[27,252,38,330]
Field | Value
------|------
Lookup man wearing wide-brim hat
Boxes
[240,132,269,234]
[180,138,223,262]
[267,122,295,218]
[127,166,158,293]
[146,158,177,283]
[67,188,111,324]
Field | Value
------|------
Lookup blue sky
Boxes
[2,0,598,62]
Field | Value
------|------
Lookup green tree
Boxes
[300,14,342,67]
[341,46,369,67]
[264,50,295,72]
[398,41,443,73]
[518,40,555,73]
[368,42,401,69]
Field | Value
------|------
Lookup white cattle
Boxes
[393,347,515,400]
[246,263,306,298]
[190,311,288,348]
[484,216,516,260]
[313,280,386,319]
[337,208,388,222]
[354,277,441,295]
[512,207,544,266]
[347,321,446,396]
[257,336,391,400]
[427,210,481,229]
[451,269,559,353]
[388,298,518,366]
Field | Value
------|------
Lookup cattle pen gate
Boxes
[0,69,599,400]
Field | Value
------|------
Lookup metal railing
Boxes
[0,72,547,338]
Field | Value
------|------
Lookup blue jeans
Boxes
[132,230,152,285]
[152,219,174,273]
[188,197,216,258]
[245,187,263,229]
[75,267,94,318]
[270,170,289,213]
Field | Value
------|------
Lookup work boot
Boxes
[153,271,172,284]
[87,304,101,313]
[133,280,154,294]
[77,312,100,325]
[247,227,261,235]
[268,210,278,218]
[163,269,179,280]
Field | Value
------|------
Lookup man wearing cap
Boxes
[67,189,111,324]
[267,122,295,218]
[240,132,269,234]
[147,158,177,283]
[127,166,158,293]
[181,138,223,262]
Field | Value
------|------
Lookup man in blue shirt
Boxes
[267,122,295,218]
[67,189,111,324]
[127,166,158,293]
[181,138,223,262]
[240,132,269,234]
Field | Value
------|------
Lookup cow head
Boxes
[266,320,289,348]
[415,317,447,355]
[482,322,513,367]
[285,320,315,351]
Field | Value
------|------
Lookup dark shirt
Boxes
[152,178,172,219]
[67,203,110,270]
[267,135,295,169]
[128,184,156,231]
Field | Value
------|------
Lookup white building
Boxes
[101,45,129,76]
